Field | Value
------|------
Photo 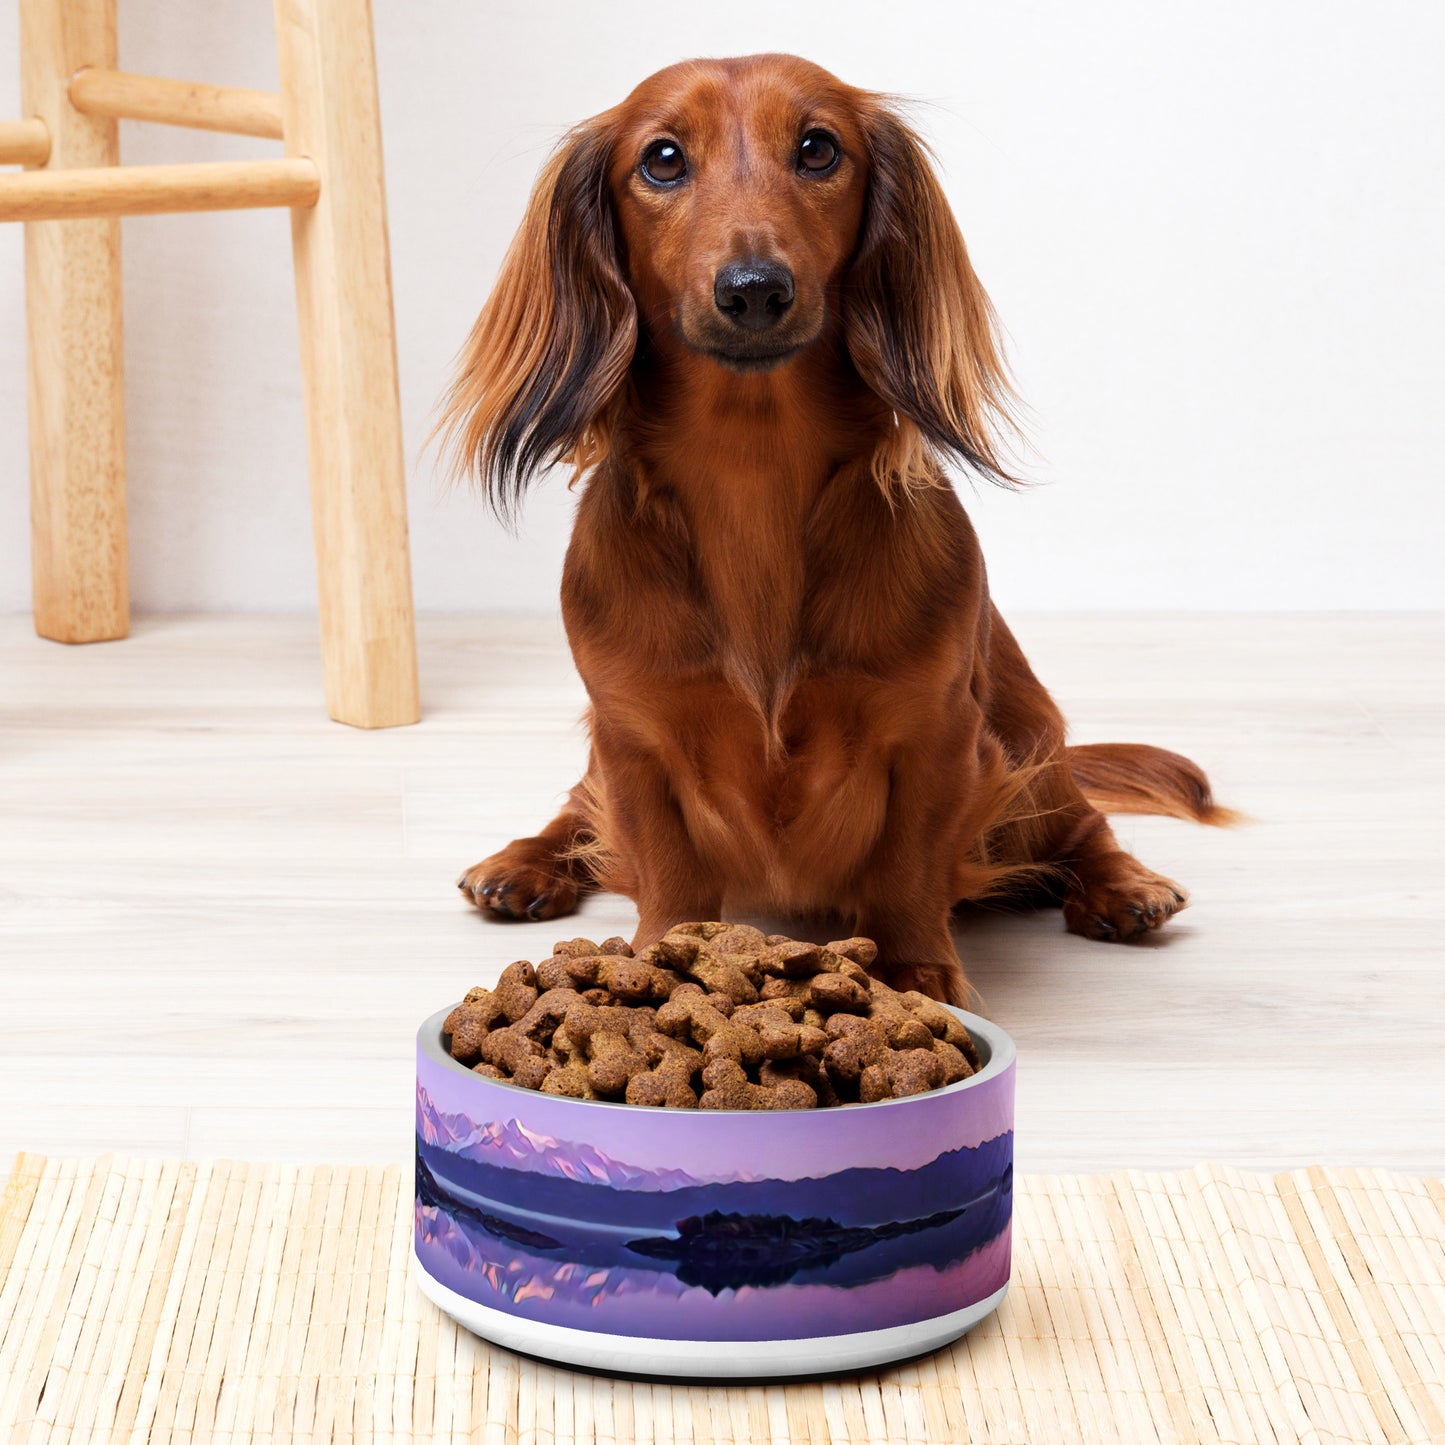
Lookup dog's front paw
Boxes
[457,846,580,922]
[1063,852,1187,942]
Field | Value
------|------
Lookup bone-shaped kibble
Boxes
[564,1000,650,1097]
[551,937,601,958]
[759,975,811,1004]
[625,1048,700,1107]
[883,1014,935,1051]
[707,923,768,955]
[478,1026,552,1089]
[513,989,581,1045]
[865,980,939,1050]
[698,923,770,984]
[549,1020,582,1061]
[668,982,736,1016]
[645,936,759,1003]
[729,1002,827,1061]
[808,973,870,1015]
[598,936,634,955]
[821,1014,890,1084]
[825,937,879,969]
[534,954,579,992]
[757,940,839,977]
[859,1047,945,1102]
[559,998,636,1042]
[629,1020,697,1065]
[563,954,679,1003]
[493,960,540,1022]
[898,991,980,1066]
[760,1053,839,1107]
[661,921,733,943]
[540,1060,598,1099]
[443,994,505,1063]
[699,1058,817,1110]
[733,996,804,1024]
[932,1038,975,1085]
[656,992,766,1068]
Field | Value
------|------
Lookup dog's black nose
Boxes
[713,259,794,330]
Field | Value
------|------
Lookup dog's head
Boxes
[440,54,1015,522]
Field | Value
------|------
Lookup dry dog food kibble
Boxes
[441,924,980,1109]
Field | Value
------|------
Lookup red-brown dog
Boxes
[442,54,1232,1005]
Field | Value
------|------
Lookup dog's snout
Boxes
[713,259,795,330]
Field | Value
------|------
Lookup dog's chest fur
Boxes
[564,449,984,904]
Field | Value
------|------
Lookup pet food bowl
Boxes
[412,1004,1015,1379]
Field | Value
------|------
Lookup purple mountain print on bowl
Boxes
[417,1086,737,1191]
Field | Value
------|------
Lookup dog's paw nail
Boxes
[1170,890,1185,904]
[1090,915,1115,938]
[526,893,552,919]
[480,882,497,900]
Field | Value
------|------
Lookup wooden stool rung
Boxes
[0,117,49,166]
[0,156,319,221]
[68,68,284,141]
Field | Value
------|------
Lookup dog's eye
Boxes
[640,140,687,185]
[798,130,839,174]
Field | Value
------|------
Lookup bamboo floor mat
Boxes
[1,1156,1443,1444]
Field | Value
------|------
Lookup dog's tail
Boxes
[1065,743,1241,826]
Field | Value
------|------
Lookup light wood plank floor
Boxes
[1,613,1441,1173]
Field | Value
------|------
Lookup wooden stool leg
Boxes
[21,0,127,643]
[273,0,420,728]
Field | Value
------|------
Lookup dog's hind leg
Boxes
[1055,743,1241,939]
[974,609,1205,942]
[457,770,601,921]
[983,767,1193,943]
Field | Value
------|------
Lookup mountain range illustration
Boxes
[416,1083,744,1192]
[417,1084,1012,1235]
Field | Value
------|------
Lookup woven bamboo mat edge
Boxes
[1,1154,1443,1445]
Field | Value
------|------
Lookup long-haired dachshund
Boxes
[442,54,1232,1005]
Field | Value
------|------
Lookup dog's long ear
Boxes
[846,103,1018,491]
[437,118,637,525]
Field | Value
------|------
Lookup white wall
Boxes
[2,0,1441,613]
